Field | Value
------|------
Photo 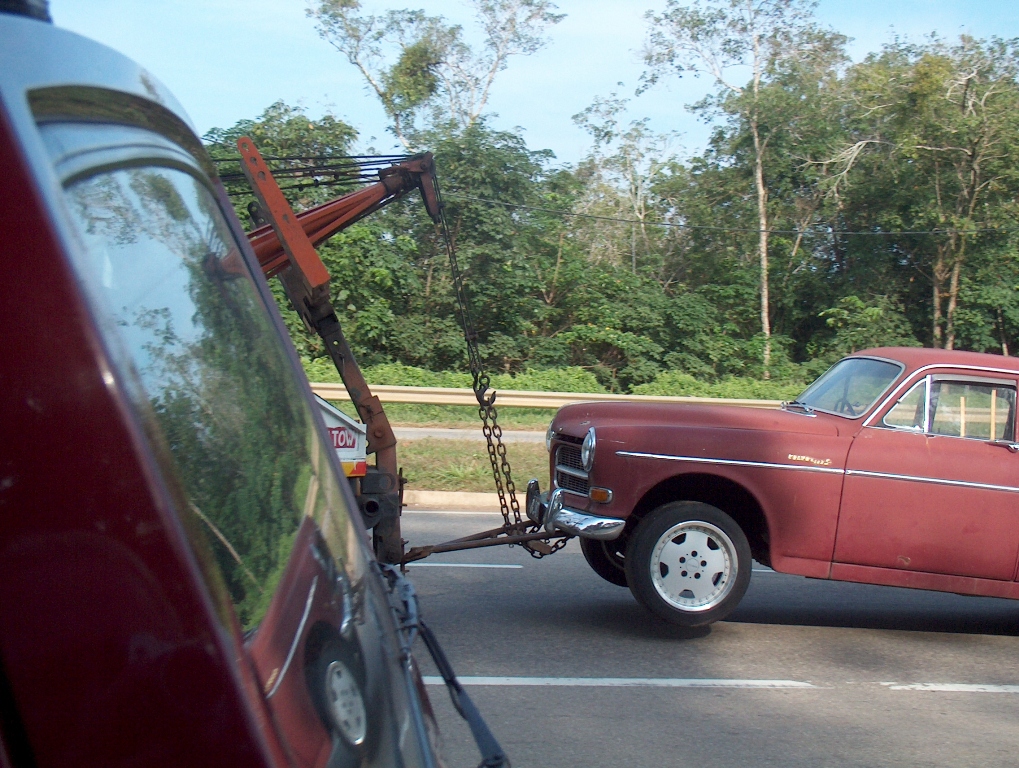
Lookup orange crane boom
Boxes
[237,139,440,563]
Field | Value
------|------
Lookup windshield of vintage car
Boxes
[795,357,902,417]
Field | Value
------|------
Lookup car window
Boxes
[930,380,1016,441]
[882,379,927,430]
[796,357,902,417]
[43,114,443,767]
[54,148,362,630]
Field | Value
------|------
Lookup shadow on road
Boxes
[729,575,1019,636]
[563,601,713,641]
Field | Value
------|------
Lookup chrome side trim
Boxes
[844,469,1019,495]
[616,451,846,475]
[617,449,1019,494]
[266,575,318,698]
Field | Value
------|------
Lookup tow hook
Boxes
[526,479,548,525]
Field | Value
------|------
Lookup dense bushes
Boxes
[304,360,606,393]
[303,359,808,400]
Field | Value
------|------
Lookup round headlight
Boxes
[545,422,555,452]
[581,427,596,471]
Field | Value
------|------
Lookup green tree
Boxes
[815,295,920,357]
[203,100,359,220]
[831,37,1019,348]
[308,0,563,148]
[642,0,847,376]
[572,92,680,275]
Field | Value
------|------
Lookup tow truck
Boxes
[231,138,576,566]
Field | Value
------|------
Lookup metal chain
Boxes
[431,176,564,557]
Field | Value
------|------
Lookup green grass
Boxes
[313,360,798,427]
[397,439,550,492]
[305,359,605,394]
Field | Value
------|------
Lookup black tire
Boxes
[580,537,629,587]
[625,501,751,627]
[307,636,370,764]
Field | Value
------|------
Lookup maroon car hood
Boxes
[553,401,842,438]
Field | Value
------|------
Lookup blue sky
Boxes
[53,1,1019,165]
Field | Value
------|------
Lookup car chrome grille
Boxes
[555,444,584,471]
[556,470,589,496]
[554,442,588,495]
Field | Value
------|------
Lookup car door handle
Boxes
[990,440,1019,453]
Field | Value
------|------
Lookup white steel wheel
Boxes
[308,636,371,756]
[626,501,752,627]
[324,659,367,746]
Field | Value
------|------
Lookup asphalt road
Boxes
[401,510,1019,768]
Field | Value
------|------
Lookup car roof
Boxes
[853,347,1019,374]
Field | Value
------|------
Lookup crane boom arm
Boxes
[237,138,441,564]
[248,153,441,279]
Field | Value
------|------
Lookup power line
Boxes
[211,153,412,163]
[445,194,1019,238]
[214,153,415,189]
[214,159,1019,238]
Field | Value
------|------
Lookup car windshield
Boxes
[794,357,902,418]
[46,122,435,768]
[59,157,356,629]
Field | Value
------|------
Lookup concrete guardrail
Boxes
[310,382,782,410]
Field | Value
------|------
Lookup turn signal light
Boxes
[588,487,613,503]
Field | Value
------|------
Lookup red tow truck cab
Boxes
[0,9,445,767]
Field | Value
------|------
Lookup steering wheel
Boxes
[833,397,858,416]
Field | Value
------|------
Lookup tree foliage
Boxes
[205,7,1019,396]
[308,0,563,148]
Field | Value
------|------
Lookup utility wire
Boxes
[214,156,1018,237]
[446,194,1019,238]
[211,153,411,164]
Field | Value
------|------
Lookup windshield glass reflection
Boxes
[62,164,358,628]
[796,357,902,418]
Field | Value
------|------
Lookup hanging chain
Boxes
[431,176,566,557]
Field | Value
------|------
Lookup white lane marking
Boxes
[882,683,1019,693]
[402,509,505,515]
[422,677,1019,692]
[406,563,523,569]
[422,676,815,689]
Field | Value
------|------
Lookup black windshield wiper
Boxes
[380,564,509,768]
[782,400,815,415]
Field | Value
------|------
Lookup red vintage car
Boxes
[530,347,1019,626]
[0,7,502,768]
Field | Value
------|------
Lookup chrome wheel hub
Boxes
[650,521,737,612]
[325,659,367,746]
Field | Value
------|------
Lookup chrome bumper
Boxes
[526,481,624,541]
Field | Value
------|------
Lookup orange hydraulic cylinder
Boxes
[248,183,391,278]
